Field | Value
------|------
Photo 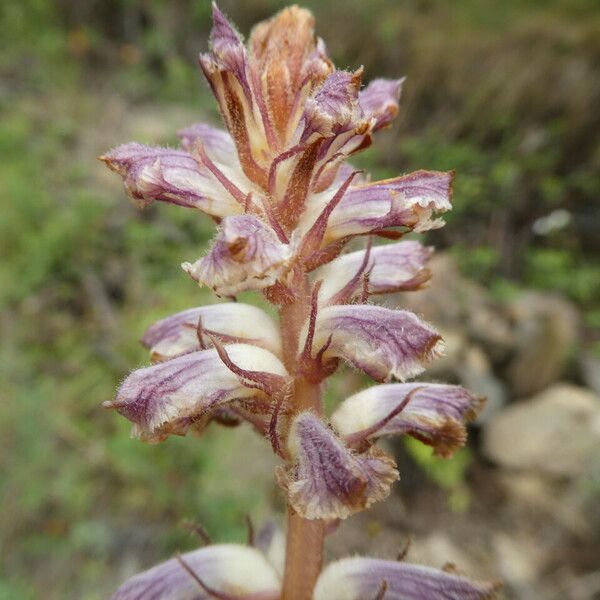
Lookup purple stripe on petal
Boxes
[177,123,237,164]
[111,544,281,600]
[100,143,242,217]
[280,412,398,520]
[314,557,500,600]
[105,344,287,442]
[141,303,282,361]
[302,170,453,243]
[332,383,484,458]
[316,241,434,304]
[199,6,271,188]
[359,77,405,131]
[182,215,292,297]
[309,305,444,382]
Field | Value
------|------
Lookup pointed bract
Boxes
[111,544,281,600]
[314,557,499,600]
[250,6,331,145]
[279,412,398,520]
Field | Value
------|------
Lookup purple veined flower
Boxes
[359,77,405,132]
[111,543,281,600]
[298,170,454,251]
[315,240,434,305]
[277,411,398,520]
[141,302,282,362]
[302,304,444,382]
[182,214,294,297]
[331,383,485,458]
[99,143,249,218]
[104,344,287,442]
[314,557,500,600]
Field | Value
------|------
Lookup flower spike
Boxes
[102,5,497,597]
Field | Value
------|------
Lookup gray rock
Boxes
[482,384,600,477]
[505,293,579,396]
[457,346,507,422]
[467,304,514,363]
[580,352,600,396]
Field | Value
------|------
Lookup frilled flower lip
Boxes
[278,411,398,520]
[299,170,454,248]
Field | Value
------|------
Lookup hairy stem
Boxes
[279,277,325,600]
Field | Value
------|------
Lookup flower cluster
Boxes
[101,4,498,599]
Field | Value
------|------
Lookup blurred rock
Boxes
[505,293,579,396]
[497,472,588,536]
[493,532,547,598]
[409,532,478,575]
[482,384,600,478]
[398,254,485,327]
[580,353,600,396]
[457,346,507,422]
[467,304,514,363]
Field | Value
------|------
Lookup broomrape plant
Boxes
[100,4,500,599]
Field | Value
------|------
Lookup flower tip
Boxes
[431,336,446,358]
[352,66,364,88]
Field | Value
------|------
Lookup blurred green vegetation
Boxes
[1,0,599,597]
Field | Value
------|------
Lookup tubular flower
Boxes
[101,3,497,599]
[141,302,282,361]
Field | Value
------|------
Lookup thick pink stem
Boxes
[279,278,325,600]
